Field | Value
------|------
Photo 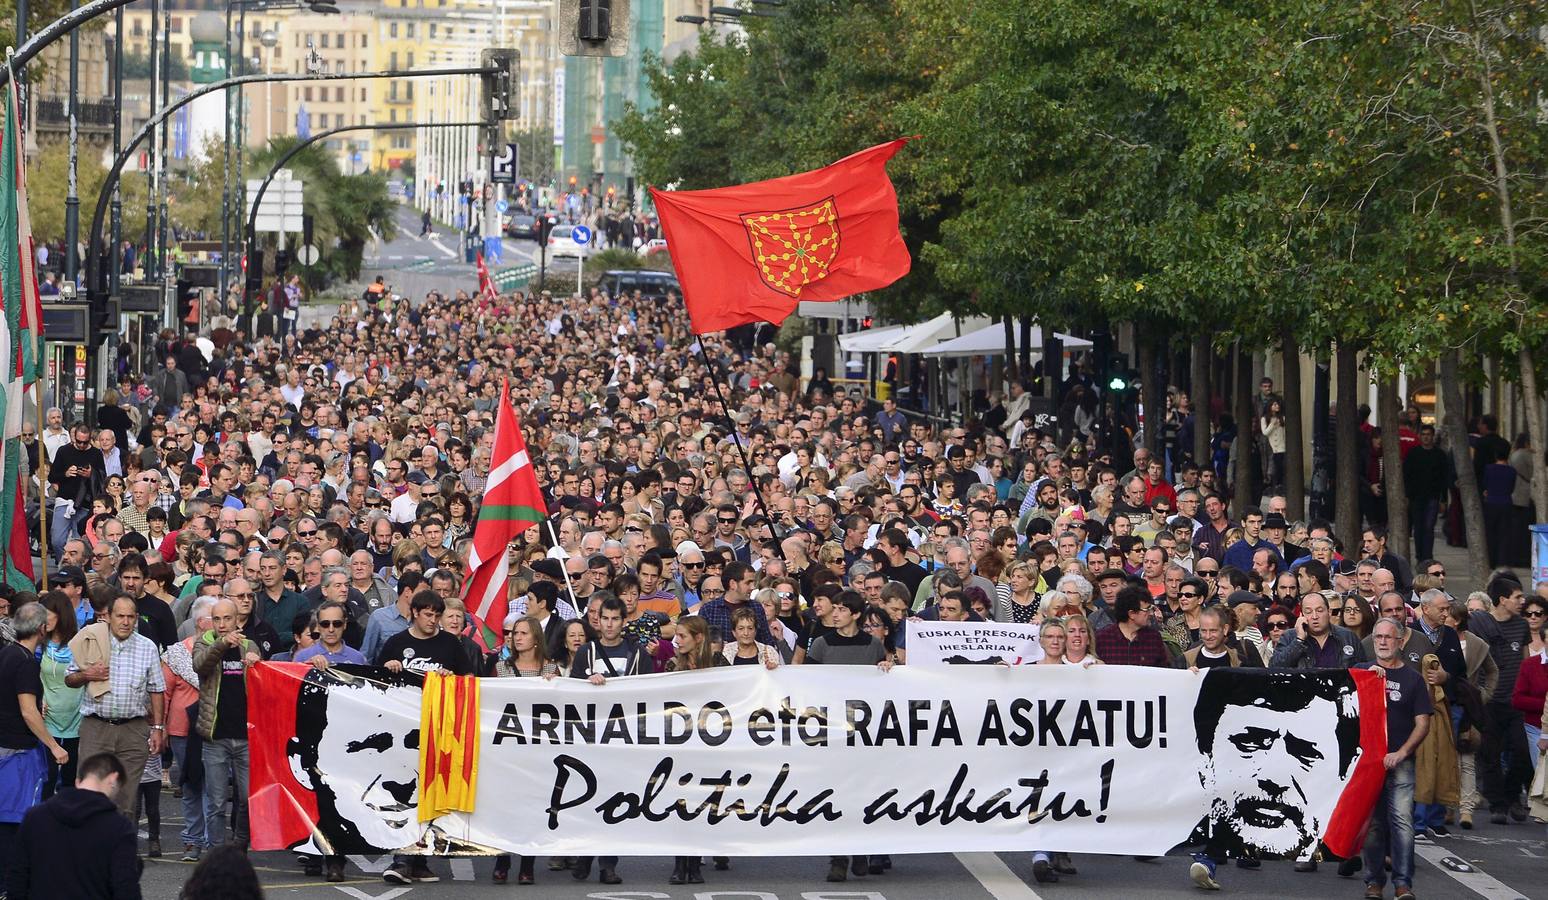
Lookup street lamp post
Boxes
[109,1,123,303]
[144,0,158,279]
[64,0,79,285]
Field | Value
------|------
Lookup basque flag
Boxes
[462,379,545,643]
[649,139,913,334]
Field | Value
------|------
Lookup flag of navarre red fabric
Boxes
[649,139,913,334]
[462,379,545,644]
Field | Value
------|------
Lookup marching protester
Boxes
[7,752,142,900]
[11,231,1535,900]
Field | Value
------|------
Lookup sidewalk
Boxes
[1427,532,1525,597]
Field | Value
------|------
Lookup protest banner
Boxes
[248,663,1386,861]
[907,621,1043,666]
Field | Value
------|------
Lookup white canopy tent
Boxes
[875,314,994,354]
[837,323,910,353]
[921,322,1093,358]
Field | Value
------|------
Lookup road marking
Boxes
[332,887,412,900]
[1415,841,1530,899]
[955,852,1043,900]
[449,857,475,881]
[347,854,395,874]
[429,235,455,259]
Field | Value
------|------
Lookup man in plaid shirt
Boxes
[1095,584,1172,667]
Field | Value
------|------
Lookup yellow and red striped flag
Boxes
[418,670,481,820]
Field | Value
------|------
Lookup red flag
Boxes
[461,379,545,641]
[649,139,912,334]
[475,251,498,303]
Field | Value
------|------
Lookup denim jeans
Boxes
[1526,724,1542,772]
[1363,758,1416,889]
[202,738,249,847]
[171,736,209,848]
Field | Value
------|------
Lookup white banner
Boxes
[250,664,1388,861]
[908,621,1043,666]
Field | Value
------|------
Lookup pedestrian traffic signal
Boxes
[559,0,631,57]
[275,248,292,276]
[480,48,520,122]
[246,249,265,296]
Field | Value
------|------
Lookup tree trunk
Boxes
[1281,327,1305,517]
[1440,349,1490,577]
[1002,316,1018,384]
[1233,341,1254,518]
[1521,347,1547,524]
[1335,343,1362,552]
[1018,316,1033,389]
[1191,334,1211,467]
[1378,375,1410,560]
[1138,336,1159,456]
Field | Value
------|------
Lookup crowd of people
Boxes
[0,273,1545,899]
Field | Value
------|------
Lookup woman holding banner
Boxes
[490,616,559,884]
[663,615,726,885]
[1031,621,1081,884]
[1062,615,1102,667]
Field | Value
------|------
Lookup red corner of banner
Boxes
[247,662,320,852]
[1319,667,1389,859]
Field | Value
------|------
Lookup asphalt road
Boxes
[132,811,1546,899]
[363,203,543,278]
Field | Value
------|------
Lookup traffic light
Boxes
[1105,353,1132,393]
[275,247,292,277]
[538,214,559,244]
[558,0,631,57]
[480,49,520,122]
[245,249,264,296]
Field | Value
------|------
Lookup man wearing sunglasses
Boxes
[293,602,367,670]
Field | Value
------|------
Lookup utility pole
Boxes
[157,5,169,290]
[220,0,233,303]
[15,0,25,122]
[109,2,123,302]
[144,0,158,279]
[64,0,79,286]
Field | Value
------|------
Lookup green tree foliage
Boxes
[26,139,147,247]
[120,50,190,82]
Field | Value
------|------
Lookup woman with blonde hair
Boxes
[996,561,1040,624]
[1062,614,1103,668]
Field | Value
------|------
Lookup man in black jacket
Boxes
[48,423,105,558]
[7,752,141,899]
[1403,424,1450,561]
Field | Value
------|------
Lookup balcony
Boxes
[35,96,117,130]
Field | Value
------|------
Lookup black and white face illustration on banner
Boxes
[1191,669,1364,859]
[288,670,433,854]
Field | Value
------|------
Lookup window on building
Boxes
[406,83,414,100]
[360,34,367,48]
[304,87,313,101]
[335,87,344,102]
[429,23,437,38]
[389,108,397,123]
[406,23,415,38]
[390,22,398,37]
[406,51,414,67]
[390,51,398,69]
[335,60,344,73]
[170,16,182,33]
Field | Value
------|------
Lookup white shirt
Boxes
[389,491,420,524]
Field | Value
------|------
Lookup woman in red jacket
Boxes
[1510,615,1548,765]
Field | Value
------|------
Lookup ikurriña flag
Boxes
[461,379,545,642]
[0,69,39,588]
[650,139,913,334]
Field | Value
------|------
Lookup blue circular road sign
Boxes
[571,225,592,245]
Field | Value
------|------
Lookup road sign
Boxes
[572,224,592,245]
[491,143,518,184]
[247,179,304,234]
[297,245,320,266]
[496,200,509,214]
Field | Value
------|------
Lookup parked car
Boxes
[599,269,681,302]
[638,238,669,258]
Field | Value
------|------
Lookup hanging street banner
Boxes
[908,621,1044,666]
[248,663,1387,861]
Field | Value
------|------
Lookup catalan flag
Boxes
[461,379,545,644]
[418,670,481,821]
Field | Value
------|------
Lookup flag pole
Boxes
[695,339,785,559]
[544,516,580,604]
[34,383,46,590]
